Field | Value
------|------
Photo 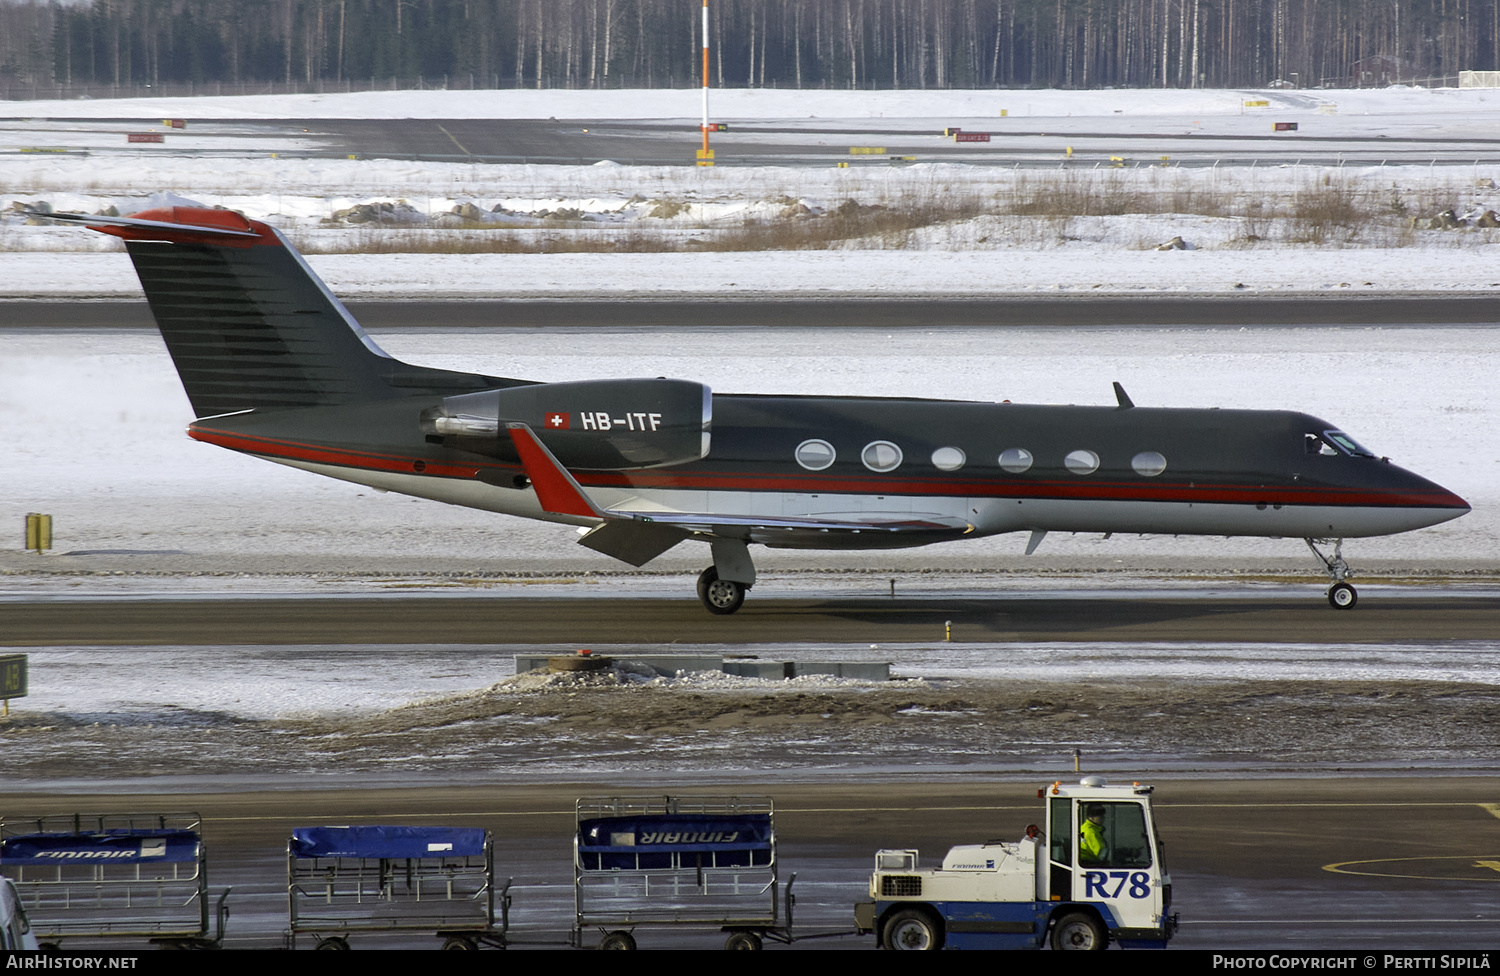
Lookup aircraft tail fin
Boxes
[46,207,434,418]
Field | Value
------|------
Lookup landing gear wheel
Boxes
[883,907,943,951]
[1050,911,1106,951]
[1327,581,1358,609]
[697,566,746,615]
[599,930,636,950]
[724,931,763,950]
[315,937,351,951]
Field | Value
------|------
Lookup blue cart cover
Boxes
[578,814,772,870]
[290,826,486,860]
[1,829,200,865]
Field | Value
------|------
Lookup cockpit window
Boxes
[1305,434,1338,456]
[1323,430,1376,458]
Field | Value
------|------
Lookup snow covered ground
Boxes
[5,86,1500,296]
[4,89,1498,789]
[4,83,1496,122]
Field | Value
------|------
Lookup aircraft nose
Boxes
[1399,469,1470,527]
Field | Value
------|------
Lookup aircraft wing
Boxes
[506,422,973,564]
[615,511,973,534]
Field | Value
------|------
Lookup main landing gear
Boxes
[697,538,756,615]
[697,566,746,615]
[1306,538,1357,609]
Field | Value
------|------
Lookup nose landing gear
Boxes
[1306,538,1358,609]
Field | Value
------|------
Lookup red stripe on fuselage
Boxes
[188,426,1467,510]
[189,427,485,480]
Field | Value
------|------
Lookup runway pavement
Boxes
[88,116,1500,168]
[7,296,1500,328]
[3,779,1497,950]
[5,591,1500,647]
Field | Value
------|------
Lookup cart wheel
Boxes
[724,931,763,951]
[441,936,478,951]
[883,907,943,950]
[599,930,637,950]
[315,937,351,951]
[1050,911,1107,951]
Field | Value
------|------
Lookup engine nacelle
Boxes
[421,378,711,470]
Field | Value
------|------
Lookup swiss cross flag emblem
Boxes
[545,412,570,430]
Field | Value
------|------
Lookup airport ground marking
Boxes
[167,803,1038,825]
[1322,853,1500,881]
[1182,917,1500,925]
[436,124,471,156]
[1159,801,1496,809]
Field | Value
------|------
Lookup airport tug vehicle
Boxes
[855,777,1177,950]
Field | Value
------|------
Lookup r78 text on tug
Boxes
[855,777,1178,950]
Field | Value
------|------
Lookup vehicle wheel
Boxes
[697,566,746,615]
[1327,582,1358,609]
[441,936,478,950]
[1050,911,1106,951]
[883,907,943,951]
[598,930,636,950]
[315,937,351,951]
[724,931,763,951]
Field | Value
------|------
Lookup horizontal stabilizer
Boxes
[28,208,263,243]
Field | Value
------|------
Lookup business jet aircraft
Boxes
[43,206,1469,614]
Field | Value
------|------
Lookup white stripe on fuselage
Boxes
[265,457,1460,545]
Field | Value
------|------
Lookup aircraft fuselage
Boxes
[188,392,1468,550]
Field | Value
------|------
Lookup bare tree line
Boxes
[1,0,1495,94]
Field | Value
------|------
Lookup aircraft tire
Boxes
[1327,582,1358,609]
[697,566,746,615]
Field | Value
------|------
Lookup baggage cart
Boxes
[286,825,510,950]
[0,812,229,949]
[573,795,820,951]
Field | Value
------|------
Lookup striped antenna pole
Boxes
[698,0,713,165]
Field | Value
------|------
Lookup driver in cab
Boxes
[1079,804,1108,865]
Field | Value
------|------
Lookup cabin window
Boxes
[794,439,837,471]
[931,446,966,471]
[999,448,1034,473]
[1065,449,1100,475]
[862,441,903,472]
[1131,451,1167,477]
